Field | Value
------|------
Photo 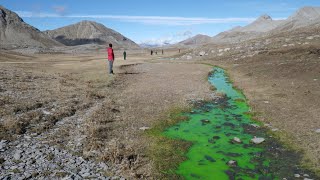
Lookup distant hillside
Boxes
[178,34,212,46]
[0,5,62,49]
[211,15,283,44]
[271,6,320,32]
[44,21,140,49]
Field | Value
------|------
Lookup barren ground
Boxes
[0,50,212,178]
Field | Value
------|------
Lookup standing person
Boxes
[179,49,180,53]
[123,50,127,60]
[151,50,153,55]
[162,49,163,55]
[107,44,115,74]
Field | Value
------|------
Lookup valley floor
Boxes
[0,44,319,179]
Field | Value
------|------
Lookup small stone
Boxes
[13,150,23,160]
[315,129,320,133]
[0,140,7,151]
[303,174,309,177]
[250,124,260,128]
[227,160,237,167]
[250,137,265,144]
[271,128,279,132]
[232,137,242,143]
[304,178,313,180]
[82,172,91,177]
[199,51,206,56]
[139,126,150,131]
[294,174,301,178]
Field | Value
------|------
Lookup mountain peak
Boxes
[290,6,320,20]
[256,14,272,21]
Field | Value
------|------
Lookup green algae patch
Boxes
[161,67,318,179]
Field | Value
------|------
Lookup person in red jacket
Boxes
[107,43,115,74]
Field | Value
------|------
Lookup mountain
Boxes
[178,34,212,46]
[272,6,320,32]
[44,21,140,49]
[0,6,62,49]
[211,15,283,44]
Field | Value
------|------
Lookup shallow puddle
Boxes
[163,67,315,179]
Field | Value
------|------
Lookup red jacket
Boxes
[107,47,114,61]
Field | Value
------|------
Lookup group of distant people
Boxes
[106,44,181,75]
[150,49,164,55]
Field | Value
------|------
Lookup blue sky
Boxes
[1,0,320,45]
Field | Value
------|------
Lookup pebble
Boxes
[294,174,301,178]
[13,150,23,160]
[232,137,242,143]
[227,160,237,167]
[139,126,150,131]
[315,129,320,133]
[250,124,260,128]
[250,137,265,144]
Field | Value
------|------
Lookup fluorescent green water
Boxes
[163,67,273,179]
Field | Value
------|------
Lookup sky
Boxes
[1,0,320,45]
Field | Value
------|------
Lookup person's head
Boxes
[109,43,112,48]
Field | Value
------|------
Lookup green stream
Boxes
[164,67,273,179]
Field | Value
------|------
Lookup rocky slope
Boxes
[178,34,212,46]
[0,6,62,49]
[44,21,140,49]
[272,6,320,32]
[211,15,283,44]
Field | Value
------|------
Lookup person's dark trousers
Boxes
[108,60,114,74]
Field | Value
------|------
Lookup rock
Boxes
[315,129,320,133]
[42,110,52,115]
[200,119,210,125]
[304,174,310,177]
[227,160,237,167]
[232,137,242,143]
[13,150,23,160]
[81,172,91,178]
[199,51,206,56]
[271,128,279,132]
[294,174,301,178]
[0,140,7,151]
[304,178,313,180]
[186,55,192,60]
[250,124,260,128]
[250,137,265,144]
[139,126,150,131]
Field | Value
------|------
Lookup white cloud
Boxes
[16,11,257,25]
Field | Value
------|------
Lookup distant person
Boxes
[162,49,163,55]
[155,51,157,55]
[107,43,115,74]
[179,49,180,53]
[151,50,153,55]
[123,50,127,60]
